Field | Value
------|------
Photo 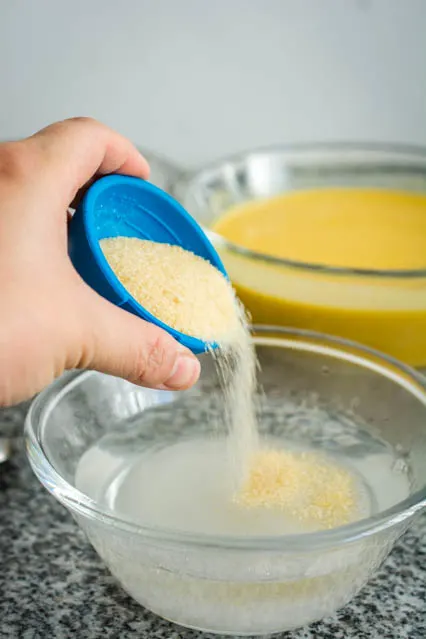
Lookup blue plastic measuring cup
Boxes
[68,175,228,354]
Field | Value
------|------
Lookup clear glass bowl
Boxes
[25,328,426,636]
[175,144,426,368]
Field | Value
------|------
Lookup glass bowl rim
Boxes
[183,141,426,279]
[25,326,426,552]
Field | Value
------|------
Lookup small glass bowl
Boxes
[25,328,426,635]
[175,144,426,368]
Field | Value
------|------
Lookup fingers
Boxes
[4,117,150,207]
[76,291,200,391]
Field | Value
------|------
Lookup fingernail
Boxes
[162,355,200,390]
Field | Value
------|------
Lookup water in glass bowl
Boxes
[76,390,411,537]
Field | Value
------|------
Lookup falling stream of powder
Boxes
[210,301,259,487]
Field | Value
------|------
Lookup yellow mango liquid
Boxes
[212,189,426,367]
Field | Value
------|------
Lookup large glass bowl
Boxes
[174,145,426,368]
[25,328,426,636]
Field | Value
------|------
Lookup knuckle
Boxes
[137,331,174,385]
[0,142,36,183]
[145,333,167,376]
[68,116,103,130]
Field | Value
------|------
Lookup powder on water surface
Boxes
[235,448,358,529]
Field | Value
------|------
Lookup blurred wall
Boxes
[0,0,425,167]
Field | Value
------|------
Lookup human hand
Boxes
[0,118,200,407]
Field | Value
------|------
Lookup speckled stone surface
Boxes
[1,403,425,639]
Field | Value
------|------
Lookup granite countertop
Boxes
[1,403,425,639]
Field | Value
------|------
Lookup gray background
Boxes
[0,0,425,166]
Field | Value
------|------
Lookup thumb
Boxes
[77,293,201,391]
